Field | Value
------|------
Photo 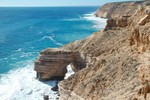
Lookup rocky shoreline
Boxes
[35,1,150,100]
[34,48,86,81]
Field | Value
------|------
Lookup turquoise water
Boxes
[0,7,106,73]
[0,7,106,100]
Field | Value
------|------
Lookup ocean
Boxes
[0,7,106,100]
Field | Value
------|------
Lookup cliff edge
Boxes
[95,1,142,19]
[34,0,150,100]
[58,1,150,100]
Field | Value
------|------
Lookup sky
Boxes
[0,0,133,7]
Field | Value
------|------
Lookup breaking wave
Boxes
[83,12,107,29]
[0,63,58,100]
[41,36,63,46]
[0,63,74,100]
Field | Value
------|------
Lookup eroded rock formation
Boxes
[34,48,86,80]
[34,48,73,80]
[95,1,142,19]
[34,0,150,100]
[58,1,150,100]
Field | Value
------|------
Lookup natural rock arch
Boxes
[34,48,86,81]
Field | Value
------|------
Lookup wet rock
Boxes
[51,85,58,91]
[43,95,49,100]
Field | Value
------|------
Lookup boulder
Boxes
[138,15,150,25]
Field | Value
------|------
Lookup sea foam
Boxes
[0,63,74,100]
[0,9,106,100]
[0,64,57,100]
[83,13,107,29]
[41,36,63,46]
[64,65,75,79]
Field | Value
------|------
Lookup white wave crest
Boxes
[63,15,84,21]
[0,63,75,100]
[41,36,63,46]
[83,13,95,16]
[63,18,81,21]
[14,48,22,52]
[83,12,107,29]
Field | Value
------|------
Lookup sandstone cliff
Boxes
[57,1,150,100]
[34,0,150,100]
[34,48,86,80]
[95,1,141,19]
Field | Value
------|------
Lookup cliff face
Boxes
[95,1,142,19]
[58,1,150,100]
[34,48,86,80]
[34,48,73,80]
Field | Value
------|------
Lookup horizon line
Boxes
[0,5,101,7]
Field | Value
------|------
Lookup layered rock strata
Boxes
[95,1,143,19]
[34,0,150,100]
[34,48,86,80]
[58,1,150,100]
[34,48,73,80]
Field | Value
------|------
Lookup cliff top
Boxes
[40,48,72,55]
[95,1,144,19]
[58,1,150,100]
